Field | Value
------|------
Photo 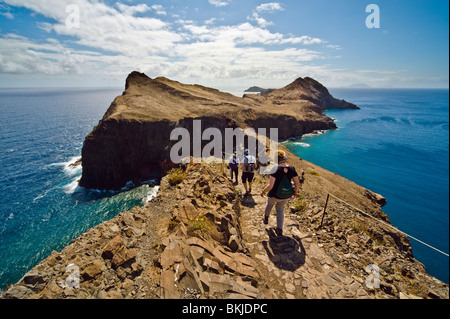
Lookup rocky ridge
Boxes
[2,147,448,299]
[79,72,356,191]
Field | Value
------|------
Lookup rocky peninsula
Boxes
[1,73,447,300]
[79,71,357,191]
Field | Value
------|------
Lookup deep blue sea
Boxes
[0,88,159,290]
[284,88,449,284]
[0,88,448,291]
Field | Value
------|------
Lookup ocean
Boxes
[284,88,449,284]
[0,88,448,291]
[0,88,159,290]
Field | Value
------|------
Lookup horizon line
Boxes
[0,86,448,90]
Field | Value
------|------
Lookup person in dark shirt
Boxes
[260,150,300,236]
[228,153,239,184]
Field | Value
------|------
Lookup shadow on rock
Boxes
[240,195,257,208]
[262,228,306,271]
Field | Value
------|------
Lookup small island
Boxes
[244,86,276,95]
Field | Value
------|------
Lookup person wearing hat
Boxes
[260,150,300,236]
[241,149,258,196]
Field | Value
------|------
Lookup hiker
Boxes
[299,169,305,190]
[260,150,300,236]
[227,153,239,184]
[241,149,258,196]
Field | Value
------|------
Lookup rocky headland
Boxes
[79,72,357,191]
[2,73,447,300]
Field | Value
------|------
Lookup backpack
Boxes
[275,170,295,199]
[243,156,255,173]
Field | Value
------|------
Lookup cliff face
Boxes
[2,149,448,299]
[79,72,353,191]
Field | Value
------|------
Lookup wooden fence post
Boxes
[320,194,330,228]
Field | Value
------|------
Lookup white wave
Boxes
[62,156,82,178]
[291,141,311,148]
[143,186,160,204]
[33,193,45,203]
[63,178,80,195]
[33,186,57,203]
[48,156,82,177]
[302,130,328,138]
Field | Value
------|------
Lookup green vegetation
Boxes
[192,216,210,233]
[292,194,307,213]
[167,168,186,186]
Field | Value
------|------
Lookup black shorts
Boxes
[242,172,255,183]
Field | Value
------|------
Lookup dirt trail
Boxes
[238,171,372,299]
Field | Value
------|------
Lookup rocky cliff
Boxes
[79,72,355,191]
[2,147,448,299]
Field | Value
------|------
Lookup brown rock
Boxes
[187,236,215,255]
[160,269,179,299]
[81,260,104,280]
[160,238,185,270]
[102,235,137,268]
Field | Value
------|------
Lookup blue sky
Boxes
[0,0,448,89]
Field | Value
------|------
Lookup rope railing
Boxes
[321,193,449,258]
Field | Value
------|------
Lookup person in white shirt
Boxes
[240,149,258,196]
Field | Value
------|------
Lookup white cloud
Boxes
[281,35,323,45]
[2,0,181,57]
[151,4,167,16]
[256,2,284,13]
[247,12,273,28]
[205,17,216,25]
[182,22,286,45]
[0,3,14,19]
[115,3,151,16]
[0,0,353,88]
[208,0,232,8]
[168,21,324,84]
[247,2,284,28]
[0,34,95,75]
[326,44,341,50]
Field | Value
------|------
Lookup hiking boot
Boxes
[275,228,283,236]
[263,216,269,225]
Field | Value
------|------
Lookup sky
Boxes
[0,0,448,89]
